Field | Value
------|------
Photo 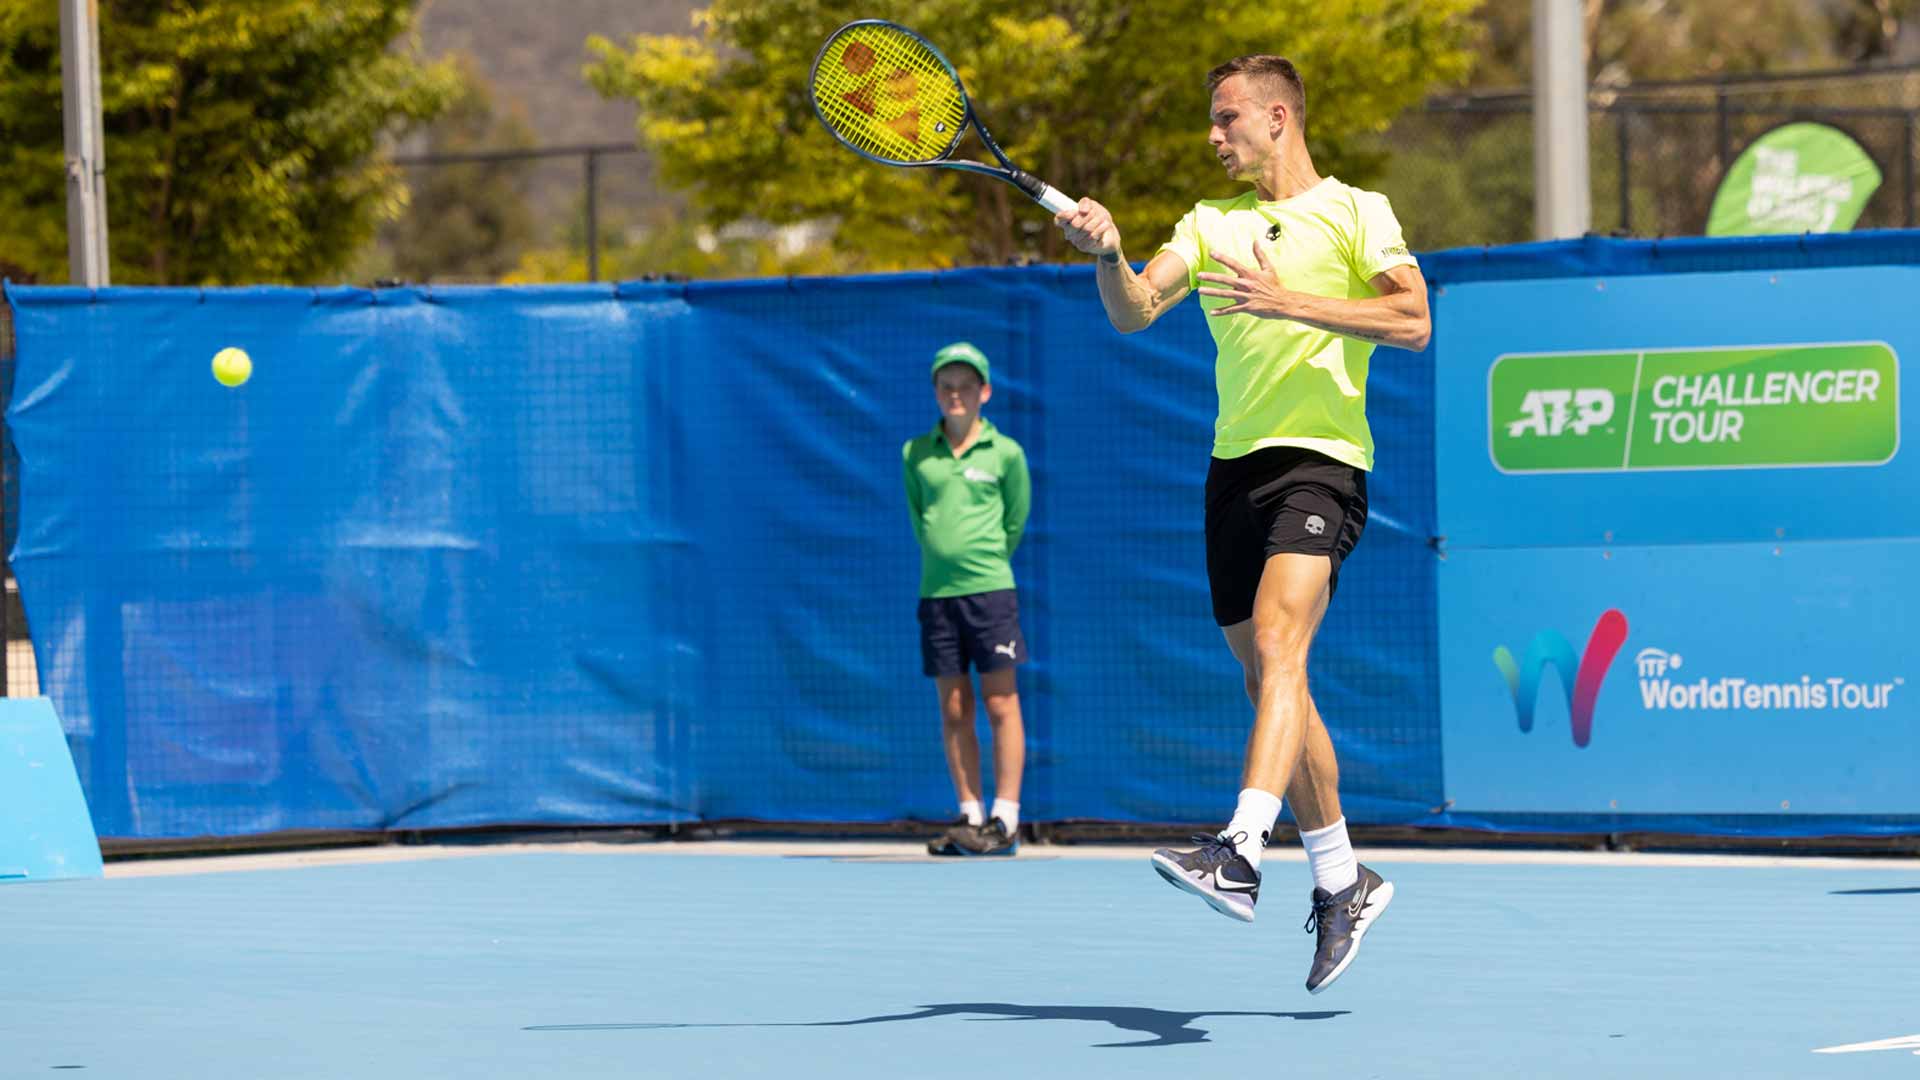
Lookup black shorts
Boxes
[1204,446,1368,626]
[918,589,1028,677]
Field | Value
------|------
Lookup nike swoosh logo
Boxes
[1214,874,1257,892]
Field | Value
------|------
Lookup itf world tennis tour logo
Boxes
[1495,609,1906,747]
[1491,610,1629,748]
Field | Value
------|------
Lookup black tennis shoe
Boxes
[1149,831,1262,922]
[926,817,978,856]
[1303,864,1394,993]
[953,817,1018,856]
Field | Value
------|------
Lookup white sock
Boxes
[1300,817,1359,895]
[990,799,1020,832]
[958,799,984,827]
[1223,788,1283,870]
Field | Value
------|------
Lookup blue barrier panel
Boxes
[1432,267,1918,548]
[0,697,103,881]
[3,271,1440,839]
[1440,542,1917,820]
[1426,235,1920,835]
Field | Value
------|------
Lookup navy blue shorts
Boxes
[1204,446,1368,626]
[917,589,1028,677]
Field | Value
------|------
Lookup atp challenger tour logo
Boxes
[1507,388,1614,437]
[1488,342,1898,473]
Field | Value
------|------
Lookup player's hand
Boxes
[1055,198,1121,259]
[1196,247,1296,318]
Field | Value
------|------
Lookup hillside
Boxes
[415,0,702,145]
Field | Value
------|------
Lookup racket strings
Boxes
[812,26,966,164]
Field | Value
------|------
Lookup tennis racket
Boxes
[809,20,1077,216]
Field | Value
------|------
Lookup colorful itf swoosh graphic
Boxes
[1491,609,1629,747]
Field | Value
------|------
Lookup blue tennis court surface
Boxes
[5,845,1918,1077]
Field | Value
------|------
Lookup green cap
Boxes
[931,341,990,383]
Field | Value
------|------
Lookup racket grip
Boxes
[1032,186,1077,215]
[1011,169,1077,215]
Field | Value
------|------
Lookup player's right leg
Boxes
[1147,455,1276,920]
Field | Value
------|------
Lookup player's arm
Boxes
[1055,199,1190,333]
[1198,254,1431,351]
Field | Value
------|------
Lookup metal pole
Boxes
[1905,112,1916,228]
[1532,0,1591,238]
[585,150,600,283]
[59,0,109,286]
[1616,107,1632,234]
[1715,87,1730,170]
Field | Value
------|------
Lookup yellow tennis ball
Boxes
[211,346,252,387]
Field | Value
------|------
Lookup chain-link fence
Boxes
[374,63,1920,281]
[1376,62,1920,250]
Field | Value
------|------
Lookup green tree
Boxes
[376,56,538,283]
[585,0,1479,274]
[1826,0,1915,63]
[1464,0,1839,87]
[0,0,458,285]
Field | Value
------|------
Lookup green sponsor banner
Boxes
[1708,122,1882,237]
[1489,343,1899,473]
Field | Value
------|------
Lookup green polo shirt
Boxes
[903,417,1030,598]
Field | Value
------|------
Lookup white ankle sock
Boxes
[1300,817,1359,895]
[990,799,1020,832]
[1224,788,1283,870]
[958,799,984,827]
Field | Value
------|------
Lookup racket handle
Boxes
[1010,168,1077,215]
[1032,185,1077,215]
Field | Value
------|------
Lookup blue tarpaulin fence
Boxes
[4,230,1916,841]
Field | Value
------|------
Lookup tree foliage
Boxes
[1462,0,1915,88]
[376,55,538,283]
[585,0,1480,273]
[0,0,458,285]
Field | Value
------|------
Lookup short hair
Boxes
[1206,55,1306,123]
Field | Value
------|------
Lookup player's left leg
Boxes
[1238,554,1394,991]
[1290,706,1392,994]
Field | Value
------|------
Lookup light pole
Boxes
[60,0,110,286]
[1533,0,1591,240]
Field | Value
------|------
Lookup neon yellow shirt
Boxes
[1158,177,1418,469]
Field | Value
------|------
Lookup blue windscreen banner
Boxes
[2,272,1439,840]
[7,229,1918,843]
[1424,241,1919,836]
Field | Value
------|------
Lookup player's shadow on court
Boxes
[1830,886,1920,895]
[527,1002,1346,1048]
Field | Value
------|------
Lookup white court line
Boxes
[1812,1033,1920,1055]
[102,839,1920,879]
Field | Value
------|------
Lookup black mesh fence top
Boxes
[1372,64,1920,250]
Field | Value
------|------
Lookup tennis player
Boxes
[1053,56,1430,992]
[903,343,1032,857]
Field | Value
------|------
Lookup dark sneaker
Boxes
[1303,864,1394,994]
[1149,832,1262,922]
[953,817,1018,856]
[926,817,979,856]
